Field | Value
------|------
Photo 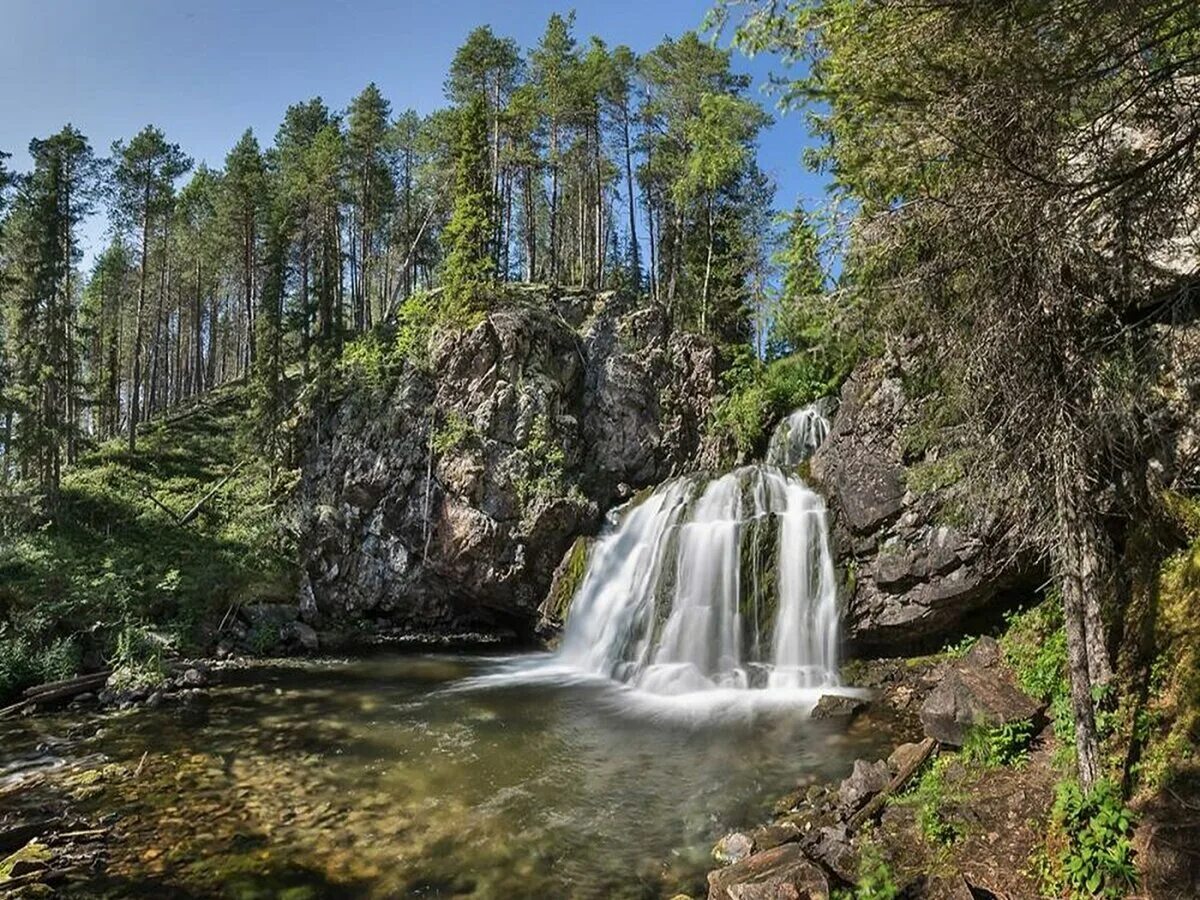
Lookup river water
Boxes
[0,652,889,899]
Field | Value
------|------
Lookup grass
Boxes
[0,384,292,702]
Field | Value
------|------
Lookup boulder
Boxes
[281,620,320,652]
[837,759,891,810]
[810,694,868,720]
[706,843,831,900]
[919,637,1042,746]
[241,603,299,630]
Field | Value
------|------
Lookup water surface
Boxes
[0,652,889,899]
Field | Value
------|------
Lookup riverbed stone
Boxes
[810,694,868,720]
[713,832,755,866]
[706,843,830,900]
[919,638,1041,746]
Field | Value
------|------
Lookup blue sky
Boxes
[0,0,826,262]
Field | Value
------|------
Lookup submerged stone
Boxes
[810,694,868,720]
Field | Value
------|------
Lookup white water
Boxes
[550,404,843,700]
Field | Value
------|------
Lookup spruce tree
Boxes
[441,94,495,319]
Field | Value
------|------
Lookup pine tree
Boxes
[110,126,192,453]
[345,84,394,330]
[221,130,266,373]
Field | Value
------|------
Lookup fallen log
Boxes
[847,737,937,831]
[1,675,110,719]
[23,670,110,699]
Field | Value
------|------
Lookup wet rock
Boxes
[713,832,755,866]
[808,825,856,884]
[810,694,868,720]
[837,759,891,811]
[747,822,801,853]
[919,638,1041,746]
[706,843,830,900]
[181,668,206,687]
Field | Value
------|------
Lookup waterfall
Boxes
[552,403,840,697]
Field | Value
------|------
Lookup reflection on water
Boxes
[0,653,889,899]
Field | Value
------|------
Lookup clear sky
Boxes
[0,0,825,263]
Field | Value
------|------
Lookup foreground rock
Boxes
[707,843,830,900]
[295,290,720,637]
[918,637,1042,746]
[810,362,1039,652]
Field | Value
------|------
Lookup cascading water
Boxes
[551,403,841,698]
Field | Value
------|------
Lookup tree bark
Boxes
[1054,435,1104,790]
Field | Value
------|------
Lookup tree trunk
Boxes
[129,189,150,454]
[1054,434,1104,790]
[623,108,639,282]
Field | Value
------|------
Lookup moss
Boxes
[544,537,590,623]
[904,453,966,496]
[0,840,52,880]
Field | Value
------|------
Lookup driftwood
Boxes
[23,670,111,699]
[848,737,938,831]
[1,671,111,719]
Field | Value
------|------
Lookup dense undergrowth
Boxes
[0,384,291,703]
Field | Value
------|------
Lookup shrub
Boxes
[893,755,965,845]
[833,838,899,900]
[1041,779,1137,899]
[962,720,1034,768]
[713,350,839,457]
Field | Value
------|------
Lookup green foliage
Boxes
[893,755,964,845]
[904,453,966,496]
[714,350,841,456]
[441,93,495,315]
[832,838,899,900]
[1040,779,1137,899]
[394,290,439,368]
[513,414,567,511]
[340,330,400,388]
[432,411,478,455]
[962,720,1034,768]
[940,633,978,659]
[0,386,290,703]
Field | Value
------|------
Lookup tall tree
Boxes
[345,84,394,331]
[530,12,580,283]
[3,126,99,509]
[222,129,266,374]
[441,94,495,318]
[110,126,192,453]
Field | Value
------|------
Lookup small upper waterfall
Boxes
[552,403,840,697]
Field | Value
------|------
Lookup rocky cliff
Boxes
[811,361,1039,654]
[293,290,721,637]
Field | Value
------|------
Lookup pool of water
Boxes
[0,652,891,899]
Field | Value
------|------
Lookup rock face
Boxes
[810,362,1039,653]
[294,291,720,635]
[919,638,1042,746]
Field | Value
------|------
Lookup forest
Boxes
[0,1,1198,898]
